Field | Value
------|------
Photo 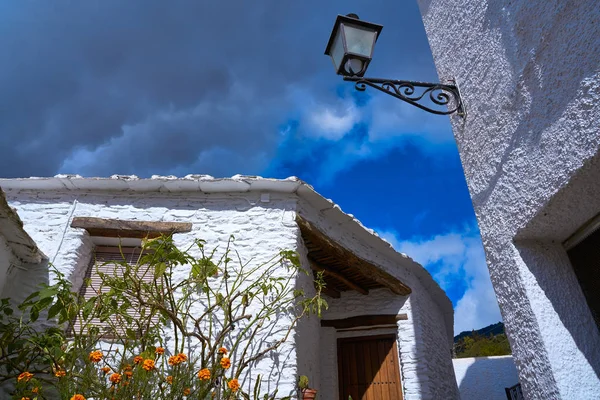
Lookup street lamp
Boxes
[325,14,464,117]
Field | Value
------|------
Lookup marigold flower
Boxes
[89,350,103,363]
[155,347,165,355]
[101,367,111,375]
[32,387,39,393]
[183,388,191,396]
[197,368,211,380]
[21,397,30,400]
[124,371,133,378]
[123,364,132,371]
[109,373,122,385]
[142,359,155,371]
[17,372,33,382]
[71,395,86,400]
[166,375,173,384]
[133,356,143,364]
[168,353,187,366]
[220,357,231,369]
[55,369,66,378]
[228,378,240,392]
[218,347,228,355]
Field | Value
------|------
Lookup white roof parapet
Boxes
[0,174,454,341]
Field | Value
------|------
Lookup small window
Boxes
[71,246,159,339]
[567,227,600,332]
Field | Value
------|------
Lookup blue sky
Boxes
[0,0,500,333]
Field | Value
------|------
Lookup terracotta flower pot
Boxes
[301,388,318,400]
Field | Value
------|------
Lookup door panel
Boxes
[338,335,403,400]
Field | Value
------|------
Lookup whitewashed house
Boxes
[416,0,600,398]
[0,175,458,399]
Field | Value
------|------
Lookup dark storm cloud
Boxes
[0,0,436,178]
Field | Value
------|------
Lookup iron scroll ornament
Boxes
[343,76,465,117]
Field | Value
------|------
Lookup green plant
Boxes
[297,375,309,390]
[0,235,326,399]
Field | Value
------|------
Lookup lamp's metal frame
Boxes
[344,76,465,117]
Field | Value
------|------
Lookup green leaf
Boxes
[47,302,62,320]
[30,307,39,323]
[154,262,167,278]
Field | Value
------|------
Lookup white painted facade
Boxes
[417,0,600,398]
[453,356,519,400]
[1,175,458,399]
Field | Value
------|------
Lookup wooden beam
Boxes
[296,217,412,296]
[71,217,192,239]
[310,260,369,295]
[320,314,408,329]
[321,286,341,298]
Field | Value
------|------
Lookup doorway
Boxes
[337,335,403,400]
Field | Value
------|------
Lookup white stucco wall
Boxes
[2,179,458,399]
[417,1,600,398]
[0,235,12,296]
[453,356,519,400]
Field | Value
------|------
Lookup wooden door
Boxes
[337,335,403,400]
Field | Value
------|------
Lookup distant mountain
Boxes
[454,322,505,343]
[453,322,511,358]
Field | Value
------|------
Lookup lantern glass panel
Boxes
[343,23,377,57]
[329,28,345,71]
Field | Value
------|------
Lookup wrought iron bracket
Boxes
[343,76,465,117]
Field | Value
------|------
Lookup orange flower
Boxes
[123,364,133,371]
[133,356,143,365]
[197,368,211,380]
[124,371,133,378]
[17,372,33,382]
[142,359,155,371]
[220,357,231,369]
[55,369,66,378]
[109,373,122,385]
[32,387,39,393]
[101,367,111,375]
[228,378,240,392]
[166,375,173,385]
[89,350,103,363]
[218,347,228,355]
[155,347,165,355]
[21,397,30,400]
[183,388,191,396]
[123,381,130,386]
[71,395,86,400]
[168,353,187,366]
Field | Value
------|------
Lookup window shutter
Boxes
[71,246,160,338]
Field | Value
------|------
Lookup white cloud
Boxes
[305,102,360,141]
[379,227,501,335]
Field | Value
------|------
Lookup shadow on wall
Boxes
[454,356,519,400]
[473,1,600,206]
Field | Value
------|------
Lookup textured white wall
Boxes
[417,0,600,398]
[453,356,519,400]
[0,235,12,297]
